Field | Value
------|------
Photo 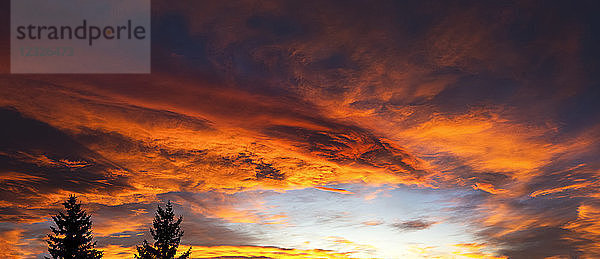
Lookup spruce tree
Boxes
[135,201,191,259]
[46,195,103,259]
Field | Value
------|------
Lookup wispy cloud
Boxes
[391,219,437,232]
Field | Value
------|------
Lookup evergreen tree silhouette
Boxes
[135,201,191,259]
[46,195,103,259]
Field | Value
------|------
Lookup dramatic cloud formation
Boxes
[1,0,600,258]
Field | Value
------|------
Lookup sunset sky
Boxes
[1,1,600,258]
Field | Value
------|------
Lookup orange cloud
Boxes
[451,243,508,259]
[0,75,433,211]
[83,244,353,259]
[530,182,594,198]
[400,111,564,176]
[472,183,508,195]
[325,236,377,256]
[362,220,384,226]
[0,229,25,259]
[563,204,600,256]
[184,245,351,259]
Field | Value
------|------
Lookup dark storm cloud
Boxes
[468,166,600,258]
[232,153,285,181]
[495,227,584,259]
[391,219,437,232]
[0,108,132,212]
[264,125,426,177]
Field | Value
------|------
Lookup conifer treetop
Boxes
[46,195,103,259]
[135,201,191,259]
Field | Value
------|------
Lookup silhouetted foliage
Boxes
[135,201,191,259]
[46,195,103,259]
